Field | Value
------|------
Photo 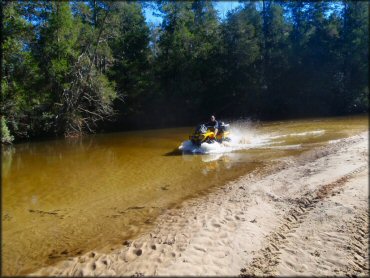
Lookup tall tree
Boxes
[108,2,151,121]
[190,0,223,118]
[260,1,291,117]
[2,1,42,140]
[38,2,117,136]
[340,0,369,113]
[155,1,196,125]
[220,3,263,117]
[302,1,342,115]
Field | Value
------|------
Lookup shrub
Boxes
[1,116,14,144]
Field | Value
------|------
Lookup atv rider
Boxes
[207,115,219,139]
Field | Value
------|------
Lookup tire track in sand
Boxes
[240,165,367,277]
[344,212,369,274]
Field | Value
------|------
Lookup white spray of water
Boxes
[178,120,326,154]
[179,120,269,154]
[268,130,325,140]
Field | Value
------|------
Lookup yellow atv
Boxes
[189,122,231,146]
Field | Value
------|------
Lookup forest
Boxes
[1,1,368,143]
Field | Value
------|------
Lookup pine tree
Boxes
[2,1,42,138]
[261,2,290,117]
[108,2,151,118]
[340,0,369,113]
[220,3,263,117]
[155,1,196,124]
[38,2,117,136]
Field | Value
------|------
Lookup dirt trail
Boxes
[242,166,368,276]
[30,132,368,276]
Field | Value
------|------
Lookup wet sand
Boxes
[30,132,368,276]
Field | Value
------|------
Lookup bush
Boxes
[1,117,14,144]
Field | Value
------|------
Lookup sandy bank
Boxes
[31,132,368,276]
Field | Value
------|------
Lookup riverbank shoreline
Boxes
[30,132,368,276]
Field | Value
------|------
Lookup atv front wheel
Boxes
[206,138,215,144]
[191,140,201,147]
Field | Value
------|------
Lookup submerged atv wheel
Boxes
[191,139,201,147]
[206,138,215,144]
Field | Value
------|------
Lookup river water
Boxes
[2,115,368,275]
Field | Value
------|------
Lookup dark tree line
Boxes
[1,1,368,143]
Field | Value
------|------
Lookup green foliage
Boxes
[1,1,368,141]
[218,3,263,116]
[2,1,43,138]
[341,1,369,113]
[108,2,151,116]
[39,2,79,92]
[1,117,14,144]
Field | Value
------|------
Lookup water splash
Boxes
[179,120,271,154]
[178,120,326,154]
[269,130,325,140]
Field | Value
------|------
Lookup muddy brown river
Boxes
[1,115,368,275]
